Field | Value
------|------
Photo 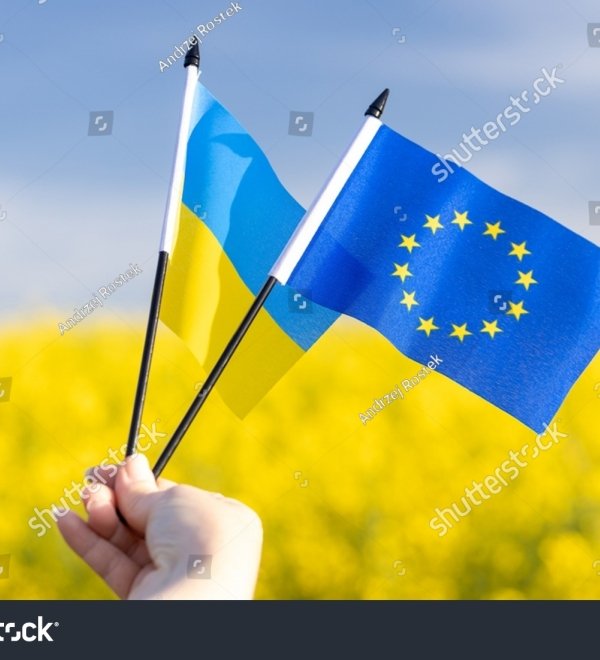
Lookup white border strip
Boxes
[159,64,200,253]
[270,115,381,285]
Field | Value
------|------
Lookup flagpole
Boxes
[151,88,390,477]
[153,276,277,476]
[125,43,201,458]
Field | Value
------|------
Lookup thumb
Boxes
[116,454,160,534]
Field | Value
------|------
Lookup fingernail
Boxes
[52,506,69,518]
[125,453,150,479]
[84,467,98,482]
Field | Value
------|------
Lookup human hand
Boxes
[57,454,263,600]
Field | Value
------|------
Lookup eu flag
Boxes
[277,123,600,432]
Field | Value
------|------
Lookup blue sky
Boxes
[0,0,598,320]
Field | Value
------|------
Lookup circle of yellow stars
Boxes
[391,210,536,342]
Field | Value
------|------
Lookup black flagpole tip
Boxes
[184,42,200,68]
[365,88,390,118]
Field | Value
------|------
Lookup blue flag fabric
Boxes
[287,125,600,431]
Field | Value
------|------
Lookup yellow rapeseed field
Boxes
[0,314,599,599]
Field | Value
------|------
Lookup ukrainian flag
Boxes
[160,84,337,416]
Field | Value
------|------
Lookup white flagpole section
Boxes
[159,63,200,253]
[125,44,200,460]
[270,115,382,285]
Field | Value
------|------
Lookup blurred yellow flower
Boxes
[0,317,598,599]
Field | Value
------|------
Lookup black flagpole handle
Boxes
[152,276,277,477]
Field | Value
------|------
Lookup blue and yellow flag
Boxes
[278,123,600,431]
[160,84,337,415]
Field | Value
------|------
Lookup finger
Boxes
[85,483,117,538]
[85,464,120,490]
[87,463,176,493]
[57,510,138,600]
[85,485,151,567]
[115,454,160,534]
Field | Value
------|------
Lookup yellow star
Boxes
[391,262,413,283]
[451,210,473,230]
[480,319,503,339]
[506,300,529,320]
[515,270,538,290]
[400,290,419,312]
[416,316,439,337]
[449,323,473,342]
[398,234,421,253]
[423,214,444,234]
[508,241,531,261]
[483,221,506,240]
